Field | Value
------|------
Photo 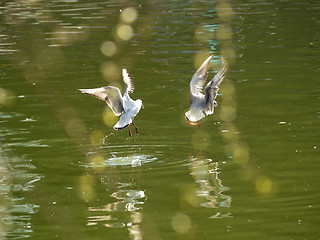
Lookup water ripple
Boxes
[92,143,191,169]
[1,151,42,239]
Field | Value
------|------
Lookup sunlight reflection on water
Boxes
[0,150,42,239]
[85,143,163,168]
[86,170,146,239]
[187,156,232,219]
[105,154,157,167]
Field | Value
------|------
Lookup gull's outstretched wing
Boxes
[122,69,134,94]
[204,57,227,115]
[190,55,213,102]
[79,87,124,116]
[210,57,227,87]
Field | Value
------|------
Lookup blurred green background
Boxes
[0,0,319,239]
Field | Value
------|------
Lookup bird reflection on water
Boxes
[87,175,146,239]
[188,155,232,219]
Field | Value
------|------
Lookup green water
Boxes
[1,0,319,239]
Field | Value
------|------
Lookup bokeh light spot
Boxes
[194,51,212,70]
[216,1,234,22]
[220,81,235,96]
[0,88,15,106]
[255,176,273,195]
[102,107,118,128]
[216,24,233,41]
[90,130,105,145]
[171,212,191,234]
[116,24,133,41]
[120,7,138,24]
[88,154,105,171]
[78,175,96,202]
[100,41,117,57]
[64,117,86,139]
[50,27,89,45]
[220,105,236,122]
[182,184,200,207]
[231,142,249,166]
[100,61,121,81]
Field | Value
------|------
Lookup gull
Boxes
[185,55,227,126]
[79,69,143,136]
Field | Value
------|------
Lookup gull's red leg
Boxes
[132,121,139,134]
[128,125,132,137]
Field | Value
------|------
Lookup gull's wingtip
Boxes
[196,54,214,71]
[122,68,134,93]
[201,54,214,68]
[204,54,214,63]
[79,88,93,94]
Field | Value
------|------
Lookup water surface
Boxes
[0,0,319,239]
